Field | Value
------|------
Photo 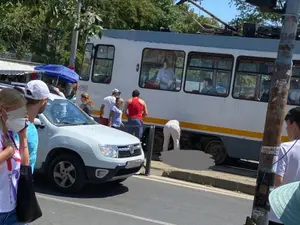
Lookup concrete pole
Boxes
[245,0,300,224]
[68,0,81,68]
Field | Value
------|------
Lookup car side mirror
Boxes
[34,118,45,129]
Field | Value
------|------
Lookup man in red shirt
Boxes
[123,89,148,139]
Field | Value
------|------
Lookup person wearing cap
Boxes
[99,89,121,126]
[268,107,300,225]
[269,180,300,225]
[25,80,53,173]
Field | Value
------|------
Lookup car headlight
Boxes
[99,145,118,158]
[138,142,143,151]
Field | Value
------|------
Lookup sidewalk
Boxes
[141,161,256,195]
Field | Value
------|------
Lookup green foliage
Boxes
[230,0,284,26]
[0,0,219,68]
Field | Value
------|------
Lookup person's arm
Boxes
[156,70,161,84]
[142,101,148,117]
[108,109,114,127]
[0,130,14,164]
[19,128,29,166]
[59,92,65,98]
[99,104,105,118]
[274,146,287,187]
[0,144,14,164]
[123,101,129,117]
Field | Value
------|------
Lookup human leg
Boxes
[170,128,180,151]
[163,126,171,152]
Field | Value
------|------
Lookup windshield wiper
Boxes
[59,122,73,125]
[60,122,88,125]
[74,122,88,125]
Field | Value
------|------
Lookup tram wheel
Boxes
[204,139,228,165]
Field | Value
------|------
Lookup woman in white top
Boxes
[0,88,29,225]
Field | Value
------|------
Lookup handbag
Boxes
[6,131,43,223]
[16,164,43,223]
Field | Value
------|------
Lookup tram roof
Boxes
[100,29,300,54]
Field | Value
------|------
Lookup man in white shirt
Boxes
[99,89,121,126]
[268,107,300,225]
[163,120,181,152]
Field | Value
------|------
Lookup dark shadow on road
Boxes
[159,149,258,178]
[33,174,129,199]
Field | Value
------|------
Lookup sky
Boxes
[189,0,238,23]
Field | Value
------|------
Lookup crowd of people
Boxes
[79,88,182,157]
[98,88,148,139]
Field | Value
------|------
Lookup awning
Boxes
[0,60,36,75]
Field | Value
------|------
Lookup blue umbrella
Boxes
[35,64,79,83]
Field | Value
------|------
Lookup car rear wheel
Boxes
[48,153,86,193]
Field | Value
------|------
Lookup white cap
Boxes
[112,88,121,94]
[25,80,54,101]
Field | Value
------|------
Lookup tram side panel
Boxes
[77,36,285,164]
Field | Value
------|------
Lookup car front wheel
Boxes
[48,153,86,193]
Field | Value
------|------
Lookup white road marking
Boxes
[133,175,254,200]
[37,194,178,225]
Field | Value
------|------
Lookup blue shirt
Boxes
[111,106,122,127]
[27,122,39,173]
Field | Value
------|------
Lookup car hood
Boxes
[59,124,141,146]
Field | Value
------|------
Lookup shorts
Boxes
[100,117,109,126]
[0,209,26,225]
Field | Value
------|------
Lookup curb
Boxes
[150,165,256,195]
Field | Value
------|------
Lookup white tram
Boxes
[76,29,300,164]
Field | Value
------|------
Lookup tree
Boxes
[0,0,102,65]
[230,0,284,26]
[85,0,219,32]
[0,2,45,58]
[0,0,219,67]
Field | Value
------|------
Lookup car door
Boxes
[34,115,50,169]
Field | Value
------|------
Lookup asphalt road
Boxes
[32,175,253,225]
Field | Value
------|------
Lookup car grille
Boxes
[117,144,142,158]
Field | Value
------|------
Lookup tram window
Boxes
[233,57,274,102]
[139,48,185,92]
[288,62,300,105]
[92,45,115,84]
[184,52,233,97]
[80,43,93,81]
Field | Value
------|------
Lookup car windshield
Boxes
[43,98,96,126]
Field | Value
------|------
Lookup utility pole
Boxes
[245,0,300,224]
[68,0,81,69]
